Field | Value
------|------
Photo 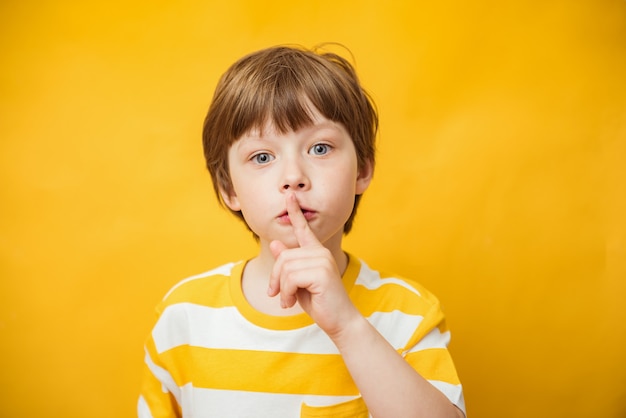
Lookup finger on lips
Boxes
[286,193,320,248]
[268,193,323,305]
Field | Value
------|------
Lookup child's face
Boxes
[221,107,372,249]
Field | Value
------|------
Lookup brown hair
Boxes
[202,44,378,234]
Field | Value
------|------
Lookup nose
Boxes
[281,158,310,191]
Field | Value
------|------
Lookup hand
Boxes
[268,193,360,337]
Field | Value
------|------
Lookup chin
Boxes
[281,236,301,249]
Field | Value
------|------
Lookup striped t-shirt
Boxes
[138,254,465,417]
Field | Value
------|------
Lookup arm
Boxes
[138,326,182,418]
[269,194,464,418]
[331,313,464,418]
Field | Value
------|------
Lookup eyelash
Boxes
[251,152,274,164]
[249,143,332,164]
[309,143,331,156]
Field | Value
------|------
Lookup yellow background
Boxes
[1,1,625,417]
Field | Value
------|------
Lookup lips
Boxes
[277,208,317,223]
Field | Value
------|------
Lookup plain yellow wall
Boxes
[1,1,625,417]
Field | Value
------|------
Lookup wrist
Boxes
[328,311,372,351]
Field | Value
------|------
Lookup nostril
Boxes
[283,183,306,190]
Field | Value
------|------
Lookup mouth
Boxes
[277,208,317,224]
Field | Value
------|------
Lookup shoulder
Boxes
[355,259,440,303]
[352,258,443,317]
[157,261,243,311]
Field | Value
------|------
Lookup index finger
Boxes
[286,193,321,248]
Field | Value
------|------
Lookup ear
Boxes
[355,159,374,195]
[219,187,241,211]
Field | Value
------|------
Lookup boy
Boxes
[138,45,465,417]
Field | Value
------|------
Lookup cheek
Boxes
[231,180,266,214]
[332,168,359,193]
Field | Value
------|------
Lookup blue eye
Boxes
[310,144,330,156]
[252,153,274,164]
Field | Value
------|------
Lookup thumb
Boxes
[270,239,288,259]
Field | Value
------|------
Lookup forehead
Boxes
[241,103,336,139]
